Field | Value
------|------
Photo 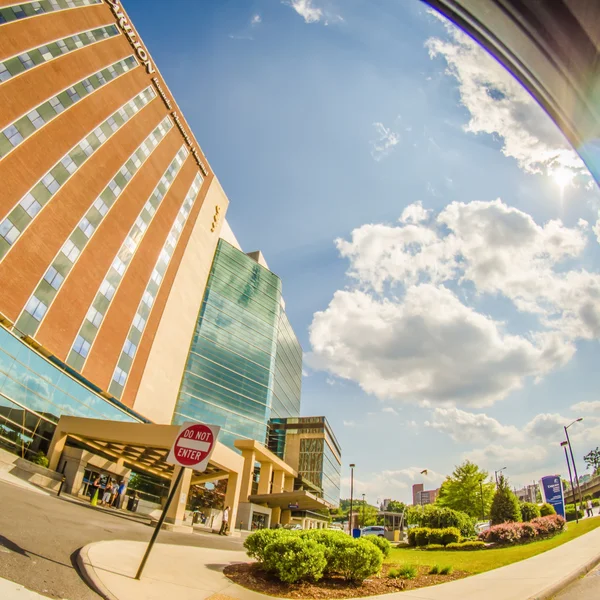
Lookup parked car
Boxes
[283,523,302,530]
[361,525,386,537]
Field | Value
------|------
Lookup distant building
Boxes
[515,485,537,504]
[412,483,440,505]
[381,498,392,511]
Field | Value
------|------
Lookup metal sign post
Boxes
[134,422,220,581]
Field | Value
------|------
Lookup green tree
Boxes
[490,474,521,525]
[584,448,600,474]
[436,460,495,519]
[385,500,406,513]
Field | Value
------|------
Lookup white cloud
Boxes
[382,406,399,416]
[467,444,548,466]
[308,284,572,407]
[370,122,400,161]
[571,401,600,414]
[426,16,588,181]
[284,0,323,24]
[342,420,356,427]
[400,200,430,224]
[251,14,261,26]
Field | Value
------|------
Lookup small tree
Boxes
[584,448,600,474]
[490,474,521,525]
[520,502,541,522]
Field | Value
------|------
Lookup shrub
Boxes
[429,565,441,574]
[388,565,417,579]
[540,503,556,517]
[565,505,584,522]
[520,502,541,522]
[262,537,327,583]
[593,499,600,508]
[424,544,445,550]
[334,538,383,583]
[440,527,461,545]
[407,505,476,537]
[479,522,523,544]
[364,534,391,558]
[530,515,565,536]
[440,565,453,575]
[32,451,49,468]
[244,528,291,562]
[408,527,431,547]
[445,541,486,550]
[479,515,565,544]
[490,475,521,525]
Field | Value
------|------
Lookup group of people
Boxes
[89,475,127,509]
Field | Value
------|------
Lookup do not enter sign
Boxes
[166,422,220,472]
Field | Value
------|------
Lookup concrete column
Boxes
[280,509,291,525]
[239,450,255,502]
[271,506,281,526]
[47,429,67,471]
[257,462,273,495]
[283,475,294,492]
[164,467,192,532]
[272,469,285,493]
[223,471,241,535]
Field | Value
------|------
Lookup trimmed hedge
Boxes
[445,541,486,551]
[244,529,383,584]
[565,505,584,522]
[407,505,476,537]
[540,503,556,517]
[408,527,461,547]
[478,514,565,545]
[364,534,392,558]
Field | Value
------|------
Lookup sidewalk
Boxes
[77,526,600,600]
[0,468,50,496]
[0,577,51,599]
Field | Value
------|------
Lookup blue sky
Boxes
[124,0,600,503]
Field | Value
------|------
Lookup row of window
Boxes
[108,172,204,397]
[0,87,156,259]
[0,24,119,85]
[15,116,174,337]
[0,0,101,25]
[66,146,190,370]
[0,55,138,159]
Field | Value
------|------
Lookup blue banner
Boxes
[539,475,565,518]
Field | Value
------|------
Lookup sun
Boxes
[552,168,574,191]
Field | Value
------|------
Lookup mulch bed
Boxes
[223,562,468,598]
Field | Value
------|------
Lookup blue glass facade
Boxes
[172,240,301,449]
[0,326,141,460]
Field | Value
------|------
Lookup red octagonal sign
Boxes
[166,422,220,472]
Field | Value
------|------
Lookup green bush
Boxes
[407,505,476,537]
[302,530,355,575]
[262,537,327,583]
[445,541,486,550]
[388,565,417,579]
[32,451,49,468]
[565,504,584,522]
[429,564,441,574]
[593,499,600,508]
[364,534,391,557]
[440,565,453,575]
[520,502,541,522]
[408,527,431,547]
[424,543,445,550]
[540,503,556,517]
[334,538,383,583]
[244,528,291,562]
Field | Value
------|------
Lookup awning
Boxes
[249,490,332,511]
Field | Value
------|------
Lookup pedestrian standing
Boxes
[219,506,230,535]
[90,475,101,505]
[113,479,126,508]
[586,499,593,517]
[102,480,113,507]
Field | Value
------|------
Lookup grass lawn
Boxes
[386,517,600,574]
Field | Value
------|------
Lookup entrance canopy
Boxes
[249,489,332,511]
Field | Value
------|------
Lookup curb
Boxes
[76,542,120,600]
[529,552,600,600]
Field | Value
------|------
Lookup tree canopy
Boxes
[435,460,495,519]
[490,474,521,525]
[584,447,600,475]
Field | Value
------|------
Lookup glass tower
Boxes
[172,240,301,449]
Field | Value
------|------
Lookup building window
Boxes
[0,219,19,244]
[19,194,41,218]
[43,266,63,290]
[123,339,136,358]
[5,124,23,147]
[93,198,108,216]
[61,239,80,263]
[86,307,102,328]
[72,335,91,358]
[41,173,59,194]
[99,280,115,301]
[112,257,126,276]
[24,296,47,321]
[112,367,127,386]
[132,313,145,332]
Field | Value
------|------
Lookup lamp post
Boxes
[349,463,355,535]
[494,467,507,487]
[361,493,366,528]
[561,441,578,523]
[565,419,584,512]
[479,481,485,520]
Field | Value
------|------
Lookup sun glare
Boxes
[553,168,574,190]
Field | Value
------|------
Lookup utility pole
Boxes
[349,464,355,535]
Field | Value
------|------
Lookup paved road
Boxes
[0,479,243,599]
[554,564,600,600]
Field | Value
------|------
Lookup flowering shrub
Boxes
[479,514,565,545]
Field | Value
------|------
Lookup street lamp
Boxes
[564,419,584,511]
[561,441,578,523]
[494,467,507,486]
[349,464,355,535]
[361,493,366,528]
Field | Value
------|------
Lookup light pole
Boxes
[561,441,578,523]
[349,463,355,535]
[479,481,485,520]
[565,419,584,512]
[361,493,366,528]
[494,467,507,487]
